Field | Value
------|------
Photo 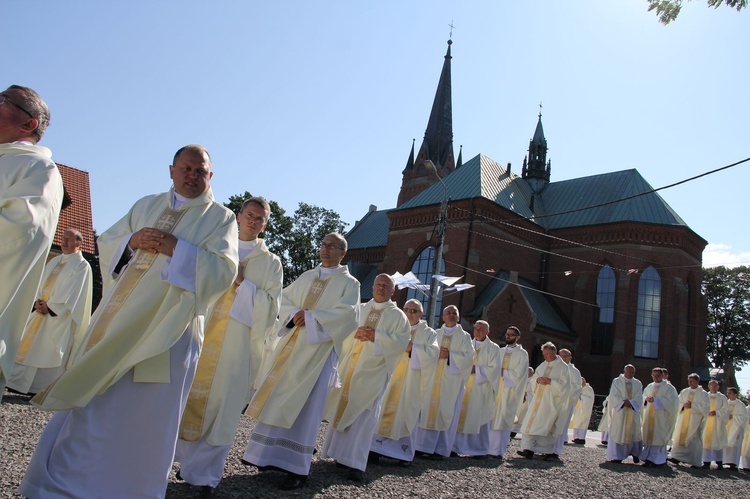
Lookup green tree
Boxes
[647,0,746,24]
[703,266,750,388]
[224,193,347,285]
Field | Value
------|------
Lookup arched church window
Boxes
[591,264,615,355]
[634,266,661,359]
[405,245,445,325]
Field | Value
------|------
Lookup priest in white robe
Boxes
[8,228,92,394]
[553,348,583,456]
[0,85,62,397]
[668,373,709,467]
[242,232,359,491]
[20,145,238,499]
[370,299,439,466]
[322,274,410,481]
[489,326,529,459]
[640,367,679,467]
[570,378,595,444]
[511,367,535,436]
[724,387,747,470]
[701,379,729,469]
[517,342,570,461]
[740,405,750,470]
[413,305,474,459]
[605,365,643,463]
[598,396,611,444]
[175,197,282,495]
[452,320,501,458]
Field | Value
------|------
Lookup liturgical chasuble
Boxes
[32,187,238,410]
[0,143,63,385]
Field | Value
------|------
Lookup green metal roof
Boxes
[539,169,687,230]
[346,208,390,250]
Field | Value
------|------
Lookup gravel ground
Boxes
[2,390,749,498]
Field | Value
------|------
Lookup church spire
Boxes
[397,39,456,206]
[522,105,550,193]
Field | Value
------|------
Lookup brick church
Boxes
[345,39,709,394]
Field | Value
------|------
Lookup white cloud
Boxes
[703,243,750,268]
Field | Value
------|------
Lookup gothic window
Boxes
[406,245,445,325]
[591,264,615,355]
[634,266,661,359]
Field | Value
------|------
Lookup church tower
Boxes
[521,109,551,194]
[397,39,456,206]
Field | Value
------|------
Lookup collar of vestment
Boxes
[442,325,458,336]
[0,141,52,158]
[168,186,215,211]
[505,344,517,350]
[60,252,83,262]
[474,338,484,348]
[317,264,344,279]
[369,299,391,310]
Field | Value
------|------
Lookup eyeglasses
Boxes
[320,242,344,250]
[0,95,33,118]
[404,308,421,314]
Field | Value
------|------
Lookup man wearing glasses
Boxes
[370,299,439,467]
[242,232,359,490]
[0,85,63,399]
[489,326,529,460]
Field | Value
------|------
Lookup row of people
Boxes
[604,366,750,471]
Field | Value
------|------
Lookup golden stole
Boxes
[704,397,717,448]
[179,284,238,441]
[84,207,185,352]
[332,308,384,429]
[425,334,453,430]
[245,276,330,419]
[623,381,634,442]
[523,362,553,431]
[643,384,662,444]
[677,390,697,447]
[456,349,480,433]
[494,348,513,408]
[376,327,415,438]
[15,260,67,362]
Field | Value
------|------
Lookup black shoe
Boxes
[607,459,622,464]
[368,451,381,465]
[491,454,504,462]
[728,464,738,470]
[668,458,680,465]
[516,449,534,459]
[702,462,711,469]
[398,459,412,468]
[717,461,724,469]
[450,451,459,457]
[632,456,640,464]
[509,432,517,439]
[175,469,183,481]
[642,460,654,467]
[347,468,364,482]
[199,486,216,498]
[278,473,307,490]
[543,453,560,461]
[601,441,608,445]
[573,439,585,445]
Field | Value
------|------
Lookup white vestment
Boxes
[570,383,595,430]
[7,251,92,394]
[598,396,611,443]
[413,324,474,456]
[243,264,359,476]
[702,391,729,462]
[322,299,410,471]
[554,362,582,453]
[639,380,679,465]
[740,406,750,469]
[520,356,570,455]
[20,187,238,498]
[452,337,501,456]
[669,386,709,466]
[175,238,282,487]
[370,320,439,462]
[725,398,748,465]
[0,142,63,395]
[605,375,643,461]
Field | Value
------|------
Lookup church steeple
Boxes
[522,106,550,193]
[397,39,456,206]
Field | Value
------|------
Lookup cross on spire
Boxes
[538,101,543,119]
[448,20,455,39]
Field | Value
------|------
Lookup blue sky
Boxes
[5,2,749,383]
